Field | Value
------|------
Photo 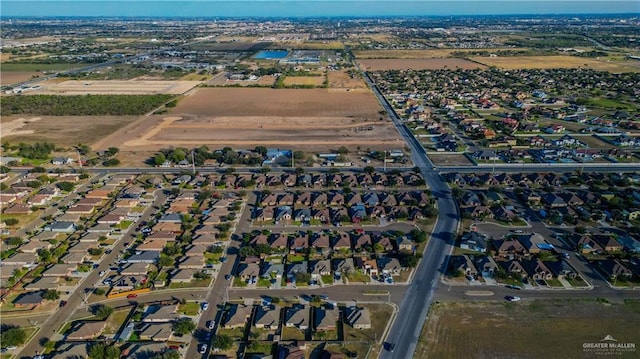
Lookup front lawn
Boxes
[177,302,201,316]
[346,271,371,284]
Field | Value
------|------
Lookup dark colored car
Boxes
[59,300,68,307]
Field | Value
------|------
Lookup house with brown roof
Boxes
[314,306,339,331]
[521,259,553,280]
[593,234,623,253]
[598,259,632,281]
[223,304,252,329]
[67,321,107,341]
[355,256,378,276]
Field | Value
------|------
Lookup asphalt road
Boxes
[363,72,460,359]
[16,189,166,359]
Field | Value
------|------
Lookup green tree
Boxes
[151,350,181,359]
[154,153,167,166]
[158,254,174,268]
[91,304,114,320]
[363,166,375,174]
[254,146,268,156]
[102,158,120,167]
[56,181,75,192]
[212,334,233,350]
[5,237,23,246]
[0,165,10,174]
[172,317,196,335]
[43,289,60,301]
[0,326,27,347]
[38,248,52,263]
[88,342,121,359]
[337,146,349,154]
[3,218,19,226]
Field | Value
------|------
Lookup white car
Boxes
[505,296,521,302]
[99,270,106,277]
[201,302,209,311]
[199,344,208,354]
[207,320,215,329]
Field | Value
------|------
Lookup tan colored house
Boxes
[67,321,107,340]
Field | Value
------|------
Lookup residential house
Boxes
[598,259,632,281]
[378,257,402,276]
[66,321,107,341]
[285,305,309,330]
[314,306,339,331]
[546,260,578,280]
[238,263,261,280]
[310,259,331,280]
[459,232,488,253]
[355,256,378,277]
[254,305,281,329]
[345,307,372,329]
[223,304,252,329]
[521,259,553,280]
[139,323,173,342]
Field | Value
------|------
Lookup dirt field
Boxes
[415,300,640,359]
[1,116,138,146]
[353,48,529,59]
[0,72,39,86]
[283,76,326,86]
[96,87,403,153]
[428,154,473,166]
[358,58,486,71]
[327,70,369,92]
[471,55,640,72]
[207,72,276,87]
[170,88,381,117]
[32,80,200,95]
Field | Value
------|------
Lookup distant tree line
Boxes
[1,94,175,116]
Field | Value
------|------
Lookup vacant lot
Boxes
[0,72,39,86]
[169,88,381,117]
[283,76,326,86]
[353,48,528,59]
[428,154,473,166]
[100,87,403,153]
[471,55,640,72]
[33,80,200,95]
[358,58,485,71]
[1,116,138,146]
[416,300,640,359]
[327,70,369,92]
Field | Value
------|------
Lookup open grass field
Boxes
[353,48,530,59]
[271,41,344,50]
[97,87,403,153]
[358,58,486,71]
[1,115,138,146]
[33,80,200,95]
[283,76,326,86]
[0,63,83,72]
[415,300,640,359]
[471,55,640,72]
[428,154,474,166]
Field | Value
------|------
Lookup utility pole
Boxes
[291,149,294,168]
[383,151,387,173]
[191,151,196,175]
[76,150,82,170]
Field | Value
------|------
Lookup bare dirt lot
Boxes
[327,70,369,92]
[353,48,529,59]
[32,80,201,95]
[283,76,325,86]
[416,300,640,359]
[170,88,381,117]
[1,116,138,146]
[358,58,486,71]
[472,55,640,72]
[98,87,404,153]
[0,72,41,86]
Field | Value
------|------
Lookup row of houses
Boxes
[451,254,578,281]
[222,303,371,331]
[258,190,431,208]
[237,254,406,283]
[212,171,424,189]
[246,231,415,254]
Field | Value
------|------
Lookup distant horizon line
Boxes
[3,13,640,19]
[2,1,639,17]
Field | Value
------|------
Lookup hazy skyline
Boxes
[2,1,639,18]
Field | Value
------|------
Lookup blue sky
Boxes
[1,1,639,17]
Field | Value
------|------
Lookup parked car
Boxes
[207,320,215,330]
[126,293,138,299]
[59,300,68,307]
[562,252,570,259]
[199,344,208,354]
[225,274,231,281]
[99,270,106,277]
[201,301,209,311]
